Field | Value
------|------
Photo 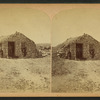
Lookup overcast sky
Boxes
[0,4,100,45]
[0,6,51,44]
[52,8,100,46]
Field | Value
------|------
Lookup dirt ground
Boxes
[0,56,50,93]
[52,57,100,93]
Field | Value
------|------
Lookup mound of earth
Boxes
[52,57,100,93]
[0,56,50,93]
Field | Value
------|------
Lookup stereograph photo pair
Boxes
[0,4,99,96]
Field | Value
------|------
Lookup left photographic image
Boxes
[0,5,51,93]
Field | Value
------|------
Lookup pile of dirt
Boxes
[0,56,50,93]
[52,59,100,93]
[52,48,72,76]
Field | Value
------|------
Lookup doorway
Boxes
[8,42,15,58]
[76,43,83,59]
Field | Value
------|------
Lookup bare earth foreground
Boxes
[52,57,100,93]
[0,56,50,93]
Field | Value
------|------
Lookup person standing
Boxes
[0,47,3,58]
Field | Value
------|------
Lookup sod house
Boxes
[0,31,39,58]
[57,33,100,60]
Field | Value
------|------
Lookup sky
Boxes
[52,7,100,46]
[0,5,51,44]
[0,4,100,45]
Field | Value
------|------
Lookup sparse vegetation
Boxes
[0,56,50,93]
[52,47,100,93]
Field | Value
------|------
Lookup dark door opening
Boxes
[8,42,15,58]
[76,43,83,59]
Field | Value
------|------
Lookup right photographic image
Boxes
[52,6,100,93]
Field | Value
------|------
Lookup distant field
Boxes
[36,43,50,48]
[52,56,100,93]
[0,56,50,93]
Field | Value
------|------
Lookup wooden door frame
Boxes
[76,43,83,59]
[8,41,15,58]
